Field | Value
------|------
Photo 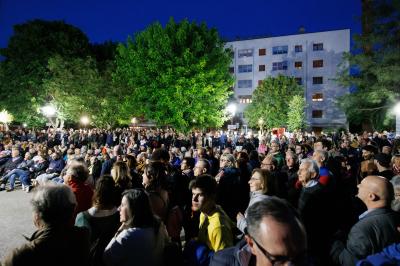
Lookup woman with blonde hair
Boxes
[111,161,132,204]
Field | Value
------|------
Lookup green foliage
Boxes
[337,0,400,130]
[114,18,233,132]
[287,95,307,131]
[0,19,92,126]
[244,75,303,129]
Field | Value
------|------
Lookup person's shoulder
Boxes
[210,246,238,266]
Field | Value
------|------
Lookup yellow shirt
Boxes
[198,205,234,252]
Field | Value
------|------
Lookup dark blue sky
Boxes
[0,0,361,48]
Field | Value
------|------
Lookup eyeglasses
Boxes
[246,230,305,266]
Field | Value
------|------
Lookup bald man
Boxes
[331,175,400,265]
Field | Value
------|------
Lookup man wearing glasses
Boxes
[210,197,307,266]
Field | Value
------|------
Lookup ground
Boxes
[0,188,35,260]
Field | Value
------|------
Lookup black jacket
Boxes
[210,239,252,266]
[330,208,400,266]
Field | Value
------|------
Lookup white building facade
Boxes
[225,29,350,131]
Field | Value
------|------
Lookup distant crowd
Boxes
[1,127,400,266]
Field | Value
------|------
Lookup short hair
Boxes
[315,138,332,150]
[285,150,298,162]
[66,161,89,183]
[31,184,77,226]
[182,157,195,169]
[300,158,319,174]
[189,174,217,197]
[220,153,236,167]
[197,159,211,173]
[151,148,170,162]
[265,154,278,168]
[93,175,116,207]
[246,197,306,244]
[391,175,400,190]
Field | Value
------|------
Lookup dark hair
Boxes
[197,159,211,173]
[315,138,332,150]
[252,168,275,195]
[183,157,195,169]
[143,161,168,191]
[249,150,259,161]
[189,174,217,196]
[122,189,159,230]
[93,175,116,208]
[151,148,170,162]
[126,154,137,169]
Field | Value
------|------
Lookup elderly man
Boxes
[2,184,90,266]
[210,197,307,266]
[331,175,400,265]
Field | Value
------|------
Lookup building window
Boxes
[239,95,253,104]
[229,67,234,73]
[312,76,323,84]
[295,45,303,52]
[313,60,323,68]
[312,93,324,102]
[295,77,302,85]
[272,61,288,71]
[259,48,266,56]
[238,64,252,73]
[238,49,253,58]
[272,45,288,55]
[258,80,263,86]
[294,61,303,69]
[259,65,265,71]
[313,43,324,51]
[312,110,323,118]
[238,80,252,88]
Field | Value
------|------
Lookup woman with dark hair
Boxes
[75,175,120,266]
[103,189,169,266]
[125,154,143,189]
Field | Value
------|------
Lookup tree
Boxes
[244,75,303,129]
[114,18,233,132]
[337,0,400,130]
[287,95,307,132]
[0,19,91,126]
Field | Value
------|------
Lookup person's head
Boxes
[24,152,31,160]
[31,184,77,228]
[245,197,307,266]
[220,153,236,169]
[51,151,61,161]
[64,161,89,184]
[142,161,167,190]
[194,159,211,177]
[393,155,400,169]
[362,145,377,160]
[261,154,277,171]
[297,159,319,186]
[270,141,280,153]
[92,175,116,209]
[181,157,195,171]
[189,174,217,214]
[151,148,170,163]
[11,148,20,158]
[285,151,298,168]
[357,175,394,209]
[119,189,156,228]
[382,146,392,155]
[312,149,328,168]
[125,154,137,170]
[249,168,273,194]
[375,153,392,170]
[111,161,131,187]
[314,138,332,151]
[390,175,400,212]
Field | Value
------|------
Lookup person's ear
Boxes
[245,235,257,255]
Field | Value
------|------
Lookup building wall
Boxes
[225,29,350,130]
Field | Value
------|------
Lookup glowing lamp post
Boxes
[80,116,90,128]
[131,117,137,128]
[0,110,13,131]
[41,105,56,117]
[395,103,400,137]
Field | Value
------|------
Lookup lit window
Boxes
[295,45,303,52]
[272,45,288,55]
[313,60,323,68]
[239,96,253,104]
[294,61,303,69]
[259,48,266,56]
[313,43,323,51]
[312,110,323,118]
[312,93,324,102]
[272,61,288,71]
[238,80,252,88]
[238,64,252,73]
[238,49,253,58]
[259,65,265,71]
[312,76,323,84]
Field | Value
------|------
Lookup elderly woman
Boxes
[103,189,170,266]
[236,168,273,233]
[2,184,90,266]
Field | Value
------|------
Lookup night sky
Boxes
[0,0,361,48]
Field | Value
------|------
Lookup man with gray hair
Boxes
[297,158,335,265]
[210,197,307,266]
[2,184,90,266]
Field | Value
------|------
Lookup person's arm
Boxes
[75,212,92,237]
[210,225,233,252]
[103,229,130,266]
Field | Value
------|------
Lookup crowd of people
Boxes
[1,126,400,266]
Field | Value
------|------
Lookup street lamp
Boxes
[394,102,400,136]
[227,103,237,117]
[80,116,90,127]
[41,105,56,117]
[0,109,13,131]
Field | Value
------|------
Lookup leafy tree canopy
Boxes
[114,18,233,132]
[244,75,303,129]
